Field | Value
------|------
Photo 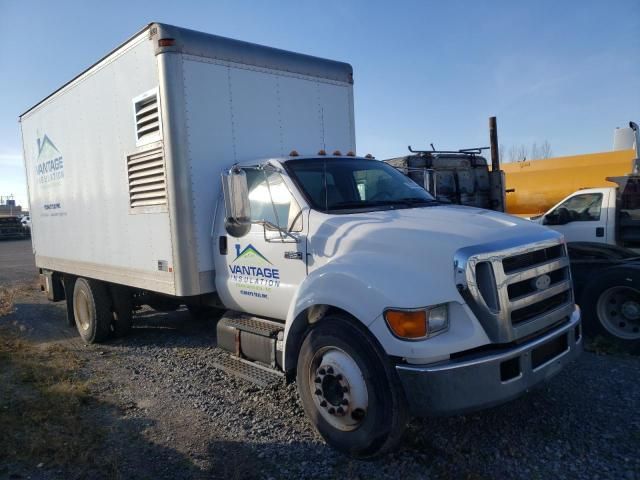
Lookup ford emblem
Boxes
[533,274,551,291]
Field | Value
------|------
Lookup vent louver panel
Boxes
[134,92,161,143]
[127,146,167,208]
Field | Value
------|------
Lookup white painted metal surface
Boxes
[20,23,354,296]
[20,31,176,293]
[182,57,354,276]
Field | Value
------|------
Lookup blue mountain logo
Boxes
[233,244,272,265]
[37,134,60,158]
[35,134,64,184]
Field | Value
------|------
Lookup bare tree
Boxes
[498,143,506,162]
[508,145,519,163]
[503,141,553,162]
[516,144,528,162]
[540,140,552,159]
[530,142,540,160]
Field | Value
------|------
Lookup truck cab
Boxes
[216,153,582,455]
[536,175,640,252]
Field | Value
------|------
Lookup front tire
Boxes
[73,278,111,344]
[109,285,133,338]
[296,316,408,458]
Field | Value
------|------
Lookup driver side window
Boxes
[552,192,603,222]
[244,169,302,232]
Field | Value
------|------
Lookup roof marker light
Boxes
[158,38,176,47]
[332,150,342,156]
[289,150,299,157]
[346,151,355,156]
[318,149,326,156]
[365,153,375,159]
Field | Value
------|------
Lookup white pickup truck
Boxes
[536,177,640,251]
[535,169,639,345]
[20,23,582,457]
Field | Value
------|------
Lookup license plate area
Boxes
[531,333,568,370]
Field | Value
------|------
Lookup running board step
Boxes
[217,311,285,370]
[218,311,284,337]
[211,353,283,388]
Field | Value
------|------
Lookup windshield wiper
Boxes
[328,198,439,210]
[328,200,390,210]
[393,197,440,205]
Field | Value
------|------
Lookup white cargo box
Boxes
[20,23,355,296]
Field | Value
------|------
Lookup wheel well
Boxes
[284,305,377,380]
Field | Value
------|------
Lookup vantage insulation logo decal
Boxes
[35,135,64,184]
[229,244,280,299]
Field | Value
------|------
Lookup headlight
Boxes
[384,304,449,340]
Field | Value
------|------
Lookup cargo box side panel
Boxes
[182,56,355,278]
[20,33,176,294]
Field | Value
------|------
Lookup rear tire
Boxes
[580,267,640,346]
[73,278,111,344]
[296,316,408,458]
[109,285,133,338]
[62,276,76,327]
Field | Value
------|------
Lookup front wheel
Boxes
[296,316,408,458]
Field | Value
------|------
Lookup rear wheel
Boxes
[73,278,111,343]
[581,268,640,346]
[296,316,408,458]
[110,285,133,338]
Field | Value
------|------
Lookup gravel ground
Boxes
[2,240,639,479]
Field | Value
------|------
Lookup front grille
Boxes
[507,267,568,299]
[511,291,571,324]
[502,244,564,274]
[457,237,575,343]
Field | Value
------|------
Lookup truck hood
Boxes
[308,204,562,307]
[310,204,559,256]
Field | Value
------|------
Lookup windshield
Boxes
[284,158,436,213]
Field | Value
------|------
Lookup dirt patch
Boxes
[0,327,105,471]
[0,286,18,316]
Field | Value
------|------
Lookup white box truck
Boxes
[20,23,582,457]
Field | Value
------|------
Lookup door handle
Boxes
[219,236,228,254]
[595,227,604,237]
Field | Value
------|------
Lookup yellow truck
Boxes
[503,149,636,218]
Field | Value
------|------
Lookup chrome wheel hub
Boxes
[309,348,368,431]
[75,290,91,332]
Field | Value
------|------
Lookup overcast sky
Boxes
[1,0,638,208]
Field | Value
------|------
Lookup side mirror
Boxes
[556,207,571,225]
[543,207,570,226]
[222,167,251,237]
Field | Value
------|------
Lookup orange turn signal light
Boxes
[384,309,427,339]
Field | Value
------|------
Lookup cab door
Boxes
[214,168,307,320]
[542,191,609,243]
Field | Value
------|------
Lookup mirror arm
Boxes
[261,221,300,243]
[262,169,286,241]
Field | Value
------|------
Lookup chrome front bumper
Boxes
[396,306,582,416]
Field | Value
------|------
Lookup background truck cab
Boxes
[537,175,640,252]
